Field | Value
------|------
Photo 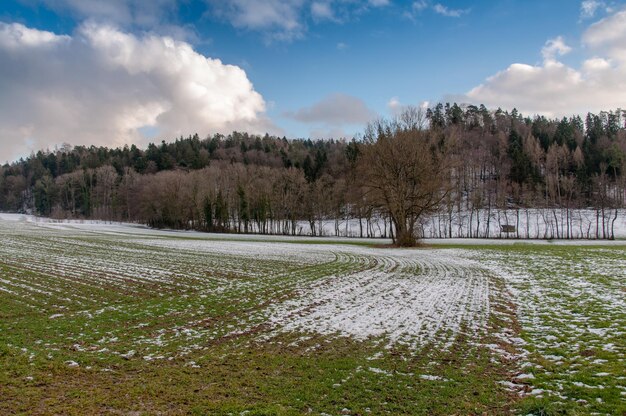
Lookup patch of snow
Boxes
[120,350,136,359]
[368,367,392,376]
[267,247,491,350]
[419,374,449,381]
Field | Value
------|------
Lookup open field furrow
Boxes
[461,245,626,414]
[1,214,624,415]
[266,248,491,351]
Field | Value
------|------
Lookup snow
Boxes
[368,367,392,376]
[0,213,497,353]
[462,246,625,403]
[266,247,491,350]
[120,350,136,359]
[1,212,623,407]
[2,210,625,241]
[419,374,445,381]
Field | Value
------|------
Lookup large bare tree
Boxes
[358,108,454,246]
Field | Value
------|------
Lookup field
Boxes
[0,214,624,415]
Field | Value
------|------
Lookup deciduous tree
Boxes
[358,108,454,246]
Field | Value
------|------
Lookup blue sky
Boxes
[1,0,626,162]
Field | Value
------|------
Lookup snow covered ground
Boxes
[1,213,624,412]
[265,247,491,351]
[3,212,626,244]
[295,208,626,239]
[0,213,492,350]
[465,246,626,405]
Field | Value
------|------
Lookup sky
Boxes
[1,0,626,163]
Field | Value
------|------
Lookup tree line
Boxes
[1,104,624,245]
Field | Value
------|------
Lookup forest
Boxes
[1,103,625,244]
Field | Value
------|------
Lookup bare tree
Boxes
[358,110,454,246]
[92,165,118,220]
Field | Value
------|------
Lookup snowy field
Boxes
[467,246,626,411]
[0,213,624,414]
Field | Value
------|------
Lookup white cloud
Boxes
[581,0,604,19]
[207,0,306,41]
[38,0,389,42]
[405,1,468,20]
[336,41,348,50]
[42,0,178,25]
[311,1,335,21]
[285,93,377,125]
[541,36,572,62]
[583,8,626,61]
[387,97,402,115]
[207,0,392,42]
[0,22,70,50]
[460,7,626,118]
[432,3,467,17]
[412,0,429,12]
[24,0,200,42]
[368,0,390,6]
[0,22,277,163]
[582,57,612,73]
[387,97,429,117]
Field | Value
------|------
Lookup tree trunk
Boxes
[394,218,416,247]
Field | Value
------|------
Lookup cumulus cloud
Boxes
[0,22,70,49]
[285,93,377,125]
[583,8,626,61]
[541,36,572,61]
[458,7,626,118]
[0,22,276,163]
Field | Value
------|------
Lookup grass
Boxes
[462,244,626,415]
[0,220,624,415]
[1,333,515,415]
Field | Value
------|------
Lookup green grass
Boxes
[460,244,626,415]
[0,221,624,415]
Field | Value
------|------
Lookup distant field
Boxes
[0,215,624,415]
